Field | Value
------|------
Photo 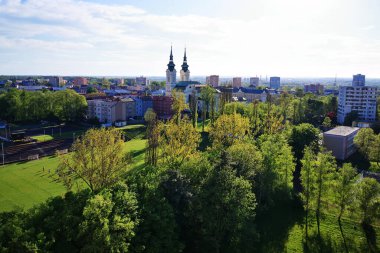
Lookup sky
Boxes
[0,0,380,77]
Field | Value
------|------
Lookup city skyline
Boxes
[1,0,380,77]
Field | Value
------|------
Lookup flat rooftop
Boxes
[324,126,359,137]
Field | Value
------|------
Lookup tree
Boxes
[356,177,380,225]
[87,86,98,94]
[200,157,256,253]
[157,119,200,170]
[300,146,316,238]
[288,123,320,161]
[369,134,380,171]
[354,128,375,159]
[322,116,332,129]
[57,128,127,191]
[257,134,295,205]
[145,109,159,166]
[79,183,139,252]
[226,142,263,180]
[127,166,183,253]
[190,91,198,128]
[200,85,215,131]
[332,163,357,221]
[171,90,188,125]
[210,113,250,148]
[313,151,336,236]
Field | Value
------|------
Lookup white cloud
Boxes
[0,0,379,77]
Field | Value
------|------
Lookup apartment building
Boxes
[337,74,377,124]
[87,98,135,123]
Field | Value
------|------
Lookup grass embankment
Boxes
[255,198,380,253]
[0,125,147,212]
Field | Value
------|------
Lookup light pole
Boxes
[1,142,4,166]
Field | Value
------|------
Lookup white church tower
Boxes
[180,48,190,81]
[166,46,177,94]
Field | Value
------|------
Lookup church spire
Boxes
[167,45,175,72]
[181,48,189,72]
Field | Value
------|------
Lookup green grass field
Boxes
[0,125,147,212]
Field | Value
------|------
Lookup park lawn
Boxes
[0,125,147,212]
[285,214,380,253]
[0,156,64,212]
[254,196,380,253]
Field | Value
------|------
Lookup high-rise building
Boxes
[135,76,147,85]
[48,76,63,87]
[352,74,365,87]
[180,48,190,81]
[249,77,259,87]
[165,46,177,94]
[269,77,280,89]
[232,77,242,88]
[337,74,377,124]
[206,75,219,87]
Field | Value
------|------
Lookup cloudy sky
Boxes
[0,0,380,77]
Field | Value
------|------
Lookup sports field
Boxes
[0,125,147,212]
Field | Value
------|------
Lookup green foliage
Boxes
[322,116,332,128]
[227,141,263,180]
[210,113,250,148]
[354,128,380,171]
[0,89,87,123]
[199,154,257,253]
[57,128,128,191]
[356,177,380,224]
[332,163,357,220]
[79,183,139,252]
[0,184,138,253]
[157,119,201,170]
[288,123,320,161]
[86,86,98,94]
[127,166,183,253]
[257,134,295,205]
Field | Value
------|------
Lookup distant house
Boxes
[87,97,135,124]
[323,126,359,160]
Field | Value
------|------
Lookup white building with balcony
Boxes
[337,74,377,124]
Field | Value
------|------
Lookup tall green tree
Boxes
[57,128,127,191]
[200,85,215,131]
[332,163,357,221]
[300,146,316,238]
[354,128,375,159]
[210,113,250,148]
[171,90,188,125]
[157,119,200,170]
[356,177,380,225]
[313,151,336,236]
[79,183,139,252]
[200,155,256,253]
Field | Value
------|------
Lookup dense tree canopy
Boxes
[0,89,87,122]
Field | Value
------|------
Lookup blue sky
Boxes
[0,0,380,77]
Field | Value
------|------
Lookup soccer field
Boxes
[0,125,147,212]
